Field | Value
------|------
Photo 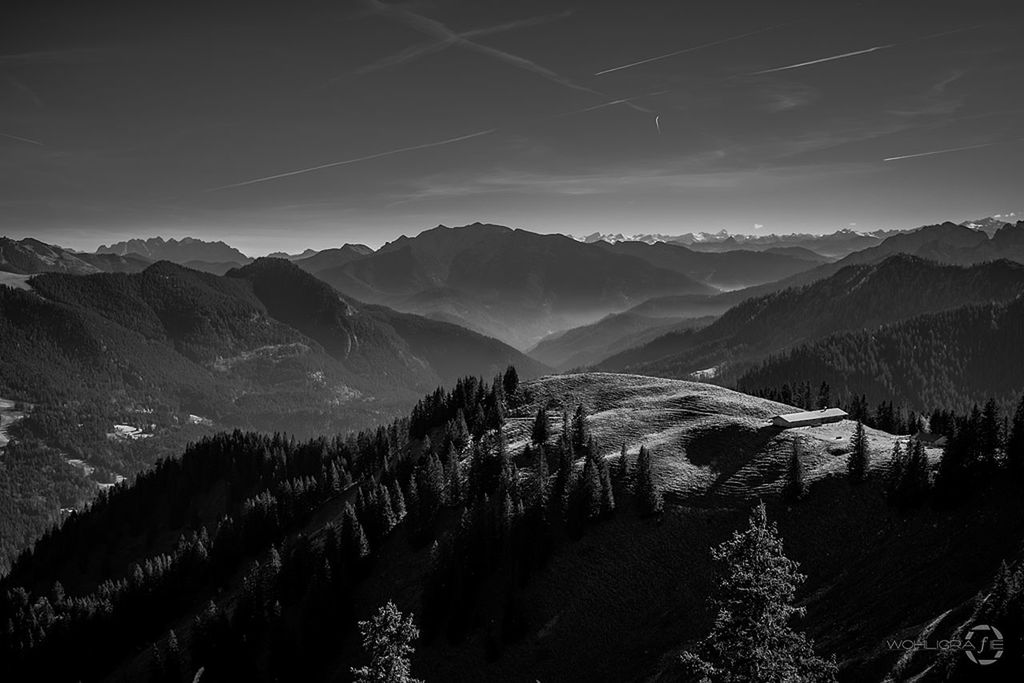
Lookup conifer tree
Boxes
[616,442,629,483]
[580,455,602,521]
[785,438,806,502]
[885,439,906,502]
[162,630,183,683]
[351,601,422,683]
[1008,394,1024,479]
[679,503,837,682]
[449,409,470,451]
[847,421,869,484]
[598,455,616,515]
[389,479,407,521]
[634,446,662,516]
[341,503,371,565]
[571,404,589,452]
[447,456,464,506]
[816,382,831,409]
[531,444,549,506]
[531,407,550,445]
[502,365,519,400]
[980,398,1002,471]
[416,453,445,530]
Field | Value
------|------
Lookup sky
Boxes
[2,0,1023,255]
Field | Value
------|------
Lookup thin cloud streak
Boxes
[883,141,1009,162]
[0,132,43,146]
[749,45,893,75]
[350,10,573,76]
[594,25,781,76]
[364,0,599,97]
[206,129,495,191]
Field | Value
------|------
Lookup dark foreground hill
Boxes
[597,256,1024,380]
[2,373,1021,682]
[0,259,544,571]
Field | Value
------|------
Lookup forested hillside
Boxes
[597,256,1024,379]
[3,372,1023,682]
[737,294,1024,413]
[0,260,545,573]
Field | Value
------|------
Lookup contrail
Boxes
[883,141,997,162]
[555,90,670,117]
[206,129,495,191]
[0,132,43,146]
[351,10,573,76]
[748,44,893,75]
[655,116,661,134]
[364,0,598,97]
[595,25,781,76]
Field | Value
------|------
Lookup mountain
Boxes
[266,248,321,260]
[96,236,252,266]
[529,312,714,370]
[0,258,546,571]
[312,223,716,349]
[597,256,1024,379]
[292,244,374,274]
[1,237,149,275]
[737,293,1024,413]
[577,228,891,258]
[2,372,1020,682]
[592,239,820,290]
[961,212,1021,236]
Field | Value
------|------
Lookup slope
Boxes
[4,373,1020,683]
[737,294,1024,413]
[312,223,716,349]
[598,256,1024,379]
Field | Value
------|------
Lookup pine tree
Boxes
[616,442,629,483]
[341,503,371,565]
[1009,394,1024,479]
[416,453,445,529]
[162,630,183,683]
[598,455,616,515]
[571,404,589,452]
[351,601,422,683]
[847,421,869,485]
[679,503,837,682]
[447,456,464,506]
[816,381,831,409]
[580,455,602,521]
[502,365,519,399]
[449,409,470,451]
[980,398,1001,471]
[389,479,407,521]
[531,444,549,506]
[885,439,906,502]
[785,438,806,502]
[531,407,549,445]
[634,445,662,516]
[903,437,931,505]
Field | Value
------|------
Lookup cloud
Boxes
[748,45,893,76]
[206,128,495,191]
[883,141,1004,162]
[594,25,781,76]
[0,132,43,146]
[390,155,868,204]
[363,0,599,97]
[349,10,573,76]
[759,82,817,112]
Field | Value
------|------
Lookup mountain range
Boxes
[0,257,545,571]
[595,255,1024,380]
